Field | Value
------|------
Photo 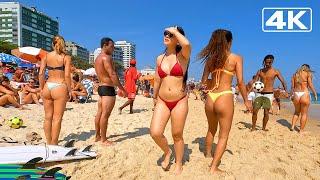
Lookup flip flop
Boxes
[161,154,174,171]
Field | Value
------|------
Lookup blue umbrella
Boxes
[0,53,22,64]
[18,61,34,68]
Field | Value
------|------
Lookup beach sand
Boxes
[0,95,320,179]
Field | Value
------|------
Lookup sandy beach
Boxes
[0,94,320,179]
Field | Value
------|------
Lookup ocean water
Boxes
[311,93,320,104]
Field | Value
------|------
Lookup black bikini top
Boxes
[47,55,65,71]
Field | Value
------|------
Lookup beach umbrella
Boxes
[11,47,48,63]
[0,53,22,64]
[17,61,34,68]
[84,68,96,76]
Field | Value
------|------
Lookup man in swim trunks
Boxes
[94,37,127,146]
[251,55,288,131]
[118,59,139,114]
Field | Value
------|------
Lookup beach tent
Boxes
[84,68,96,76]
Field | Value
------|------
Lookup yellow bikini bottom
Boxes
[208,90,233,103]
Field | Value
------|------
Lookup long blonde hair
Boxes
[52,35,66,55]
[294,64,314,83]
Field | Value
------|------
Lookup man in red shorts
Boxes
[119,59,139,114]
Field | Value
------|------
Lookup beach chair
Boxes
[81,79,94,103]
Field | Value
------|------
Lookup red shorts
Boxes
[128,92,136,99]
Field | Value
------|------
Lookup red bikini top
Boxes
[157,53,184,79]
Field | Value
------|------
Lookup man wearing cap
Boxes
[119,59,139,114]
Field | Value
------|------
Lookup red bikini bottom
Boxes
[158,95,186,111]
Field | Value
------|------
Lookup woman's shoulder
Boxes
[156,54,165,64]
[230,53,242,61]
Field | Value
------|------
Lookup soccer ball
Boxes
[9,117,23,129]
[253,81,264,93]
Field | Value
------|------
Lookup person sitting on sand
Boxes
[12,67,25,82]
[70,73,87,103]
[39,35,72,145]
[199,29,251,174]
[290,64,317,133]
[0,76,24,109]
[150,26,191,175]
[251,55,288,131]
[94,37,127,146]
[21,78,41,105]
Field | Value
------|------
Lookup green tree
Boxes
[0,40,18,54]
[113,60,124,80]
[71,55,93,70]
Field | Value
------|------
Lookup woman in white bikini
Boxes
[290,64,317,133]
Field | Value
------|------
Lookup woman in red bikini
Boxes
[150,26,191,175]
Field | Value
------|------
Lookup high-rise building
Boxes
[92,47,123,64]
[114,41,136,68]
[89,53,94,64]
[0,2,59,51]
[65,41,89,62]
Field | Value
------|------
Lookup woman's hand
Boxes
[165,26,178,34]
[153,97,157,106]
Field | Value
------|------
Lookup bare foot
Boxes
[161,149,172,171]
[251,127,257,132]
[174,164,183,175]
[101,140,115,146]
[118,108,122,115]
[209,167,225,174]
[262,128,269,131]
[95,135,101,142]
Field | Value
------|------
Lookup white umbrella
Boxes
[84,68,96,76]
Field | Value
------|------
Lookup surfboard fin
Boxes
[41,167,62,178]
[65,148,77,156]
[21,157,43,169]
[64,139,76,148]
[82,145,92,152]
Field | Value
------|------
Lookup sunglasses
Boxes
[163,30,173,38]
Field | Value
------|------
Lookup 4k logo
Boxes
[262,8,312,32]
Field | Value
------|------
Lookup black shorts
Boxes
[98,86,116,96]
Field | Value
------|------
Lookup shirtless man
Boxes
[251,55,287,131]
[94,37,127,146]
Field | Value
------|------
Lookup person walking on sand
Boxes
[150,26,191,175]
[251,55,288,131]
[290,64,317,133]
[39,35,72,145]
[199,29,252,174]
[119,59,139,114]
[94,37,127,146]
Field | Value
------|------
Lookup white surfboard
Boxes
[0,145,97,164]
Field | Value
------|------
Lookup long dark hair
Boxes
[198,29,233,71]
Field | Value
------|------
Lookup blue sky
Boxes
[12,0,320,91]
